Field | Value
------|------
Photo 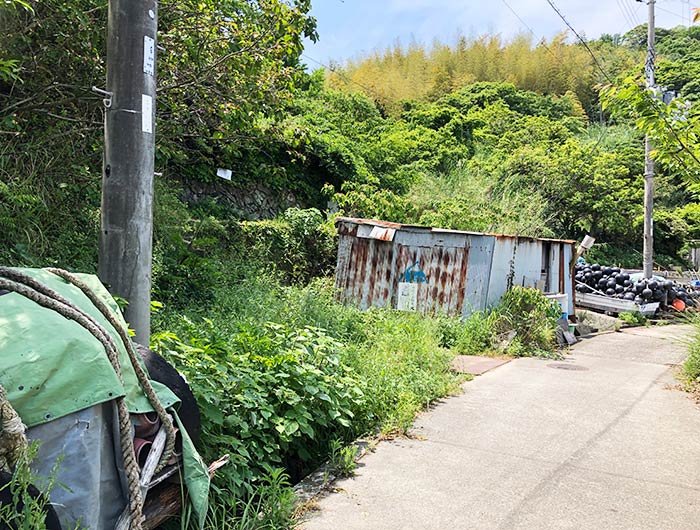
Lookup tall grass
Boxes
[153,276,466,528]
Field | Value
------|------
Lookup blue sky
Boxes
[302,0,692,68]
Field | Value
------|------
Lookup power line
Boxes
[501,0,609,169]
[623,0,642,25]
[500,0,608,90]
[499,0,562,64]
[544,0,613,83]
[616,0,638,30]
[656,4,687,20]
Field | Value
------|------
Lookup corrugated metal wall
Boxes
[335,218,575,317]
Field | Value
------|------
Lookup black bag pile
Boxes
[574,262,696,307]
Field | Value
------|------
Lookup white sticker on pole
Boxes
[143,35,155,76]
[142,94,153,134]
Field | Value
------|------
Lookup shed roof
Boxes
[335,217,576,245]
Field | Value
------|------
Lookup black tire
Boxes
[136,344,202,446]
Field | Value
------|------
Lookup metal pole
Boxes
[99,1,158,344]
[642,0,655,279]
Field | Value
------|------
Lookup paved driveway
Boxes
[301,325,700,530]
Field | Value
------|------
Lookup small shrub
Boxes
[241,208,337,284]
[454,311,498,356]
[346,310,464,434]
[200,468,296,530]
[152,321,366,497]
[439,288,560,358]
[0,443,77,530]
[619,311,648,326]
[328,439,357,478]
[493,287,560,357]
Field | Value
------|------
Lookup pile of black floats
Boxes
[574,262,696,307]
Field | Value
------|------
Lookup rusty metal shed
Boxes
[335,217,575,317]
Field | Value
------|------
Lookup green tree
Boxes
[601,75,700,181]
[0,0,317,267]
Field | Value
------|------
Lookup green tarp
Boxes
[0,268,209,526]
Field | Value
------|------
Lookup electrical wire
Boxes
[623,0,642,25]
[544,0,614,83]
[656,4,687,21]
[616,0,638,30]
[501,0,609,169]
[499,0,562,64]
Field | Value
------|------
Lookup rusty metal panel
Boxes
[558,244,565,294]
[357,240,394,309]
[368,226,396,241]
[392,244,427,309]
[365,240,394,308]
[334,231,353,298]
[389,242,473,316]
[488,237,547,306]
[344,237,369,306]
[335,218,574,317]
[512,239,543,289]
[548,243,560,293]
[356,224,396,241]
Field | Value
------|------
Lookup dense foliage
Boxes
[4,10,700,270]
[150,275,560,511]
[151,278,467,500]
[326,32,640,118]
[0,0,317,269]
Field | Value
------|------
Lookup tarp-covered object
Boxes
[0,268,210,528]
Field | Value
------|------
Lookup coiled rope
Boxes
[0,384,27,473]
[0,267,176,529]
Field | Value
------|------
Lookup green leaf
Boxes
[284,421,299,435]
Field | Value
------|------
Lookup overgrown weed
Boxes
[683,314,700,390]
[0,443,80,530]
[154,274,561,527]
[327,439,357,478]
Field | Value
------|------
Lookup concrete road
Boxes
[300,324,700,530]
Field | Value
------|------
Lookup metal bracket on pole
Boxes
[91,86,113,108]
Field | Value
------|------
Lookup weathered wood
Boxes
[141,427,167,494]
[145,465,180,490]
[208,454,230,478]
[143,483,184,530]
[99,0,158,344]
[116,453,229,529]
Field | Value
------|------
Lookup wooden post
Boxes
[99,1,158,344]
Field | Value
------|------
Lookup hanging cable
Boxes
[544,0,614,83]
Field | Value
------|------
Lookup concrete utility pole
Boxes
[641,0,656,279]
[99,1,158,345]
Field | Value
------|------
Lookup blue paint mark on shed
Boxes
[399,261,429,284]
